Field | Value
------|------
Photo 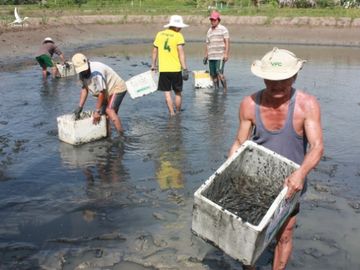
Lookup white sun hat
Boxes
[251,47,306,80]
[164,15,189,28]
[43,37,53,43]
[72,53,89,73]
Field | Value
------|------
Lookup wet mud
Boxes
[0,43,360,269]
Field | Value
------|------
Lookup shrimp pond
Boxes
[1,43,360,269]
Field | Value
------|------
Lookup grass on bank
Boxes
[1,0,360,21]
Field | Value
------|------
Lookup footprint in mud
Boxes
[33,121,47,128]
[47,129,58,136]
[12,139,29,153]
[314,163,338,177]
[348,200,360,213]
[141,61,151,68]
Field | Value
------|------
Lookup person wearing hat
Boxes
[71,53,127,134]
[151,15,189,116]
[204,10,229,92]
[35,37,66,80]
[228,48,323,270]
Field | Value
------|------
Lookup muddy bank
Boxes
[1,15,360,71]
[1,40,360,269]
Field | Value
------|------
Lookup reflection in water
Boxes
[59,138,130,227]
[155,117,185,190]
[206,90,227,153]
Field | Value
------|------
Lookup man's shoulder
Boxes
[173,30,184,39]
[90,62,108,75]
[241,93,257,106]
[296,89,317,102]
[157,29,166,35]
[218,24,229,31]
[154,30,165,39]
[90,61,104,69]
[295,89,321,111]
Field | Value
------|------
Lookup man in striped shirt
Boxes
[204,11,230,92]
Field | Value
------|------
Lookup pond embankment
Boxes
[1,14,360,70]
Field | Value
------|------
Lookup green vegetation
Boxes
[1,0,360,19]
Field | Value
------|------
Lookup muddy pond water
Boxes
[1,43,360,269]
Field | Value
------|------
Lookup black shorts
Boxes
[158,72,183,92]
[290,203,300,217]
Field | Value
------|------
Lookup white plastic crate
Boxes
[125,70,158,99]
[192,140,300,265]
[193,70,213,89]
[57,111,107,145]
[55,62,77,77]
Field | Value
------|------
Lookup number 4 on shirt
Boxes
[164,38,171,52]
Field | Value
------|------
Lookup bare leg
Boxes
[164,91,175,116]
[106,108,123,133]
[212,76,219,90]
[106,118,111,137]
[175,91,182,113]
[51,66,58,78]
[219,74,227,93]
[273,216,296,270]
[41,67,48,80]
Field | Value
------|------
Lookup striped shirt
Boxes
[206,24,229,60]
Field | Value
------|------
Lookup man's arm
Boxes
[73,87,88,120]
[223,37,229,62]
[177,45,187,70]
[204,43,208,60]
[59,53,66,64]
[151,46,158,70]
[78,87,88,108]
[93,90,105,124]
[54,45,65,64]
[285,95,324,198]
[228,96,254,158]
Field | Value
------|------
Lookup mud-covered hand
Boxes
[182,69,189,81]
[203,57,208,65]
[284,170,305,200]
[64,61,71,69]
[93,110,101,125]
[73,106,83,120]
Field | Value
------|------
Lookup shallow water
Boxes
[1,43,360,269]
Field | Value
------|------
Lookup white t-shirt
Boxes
[83,62,126,97]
